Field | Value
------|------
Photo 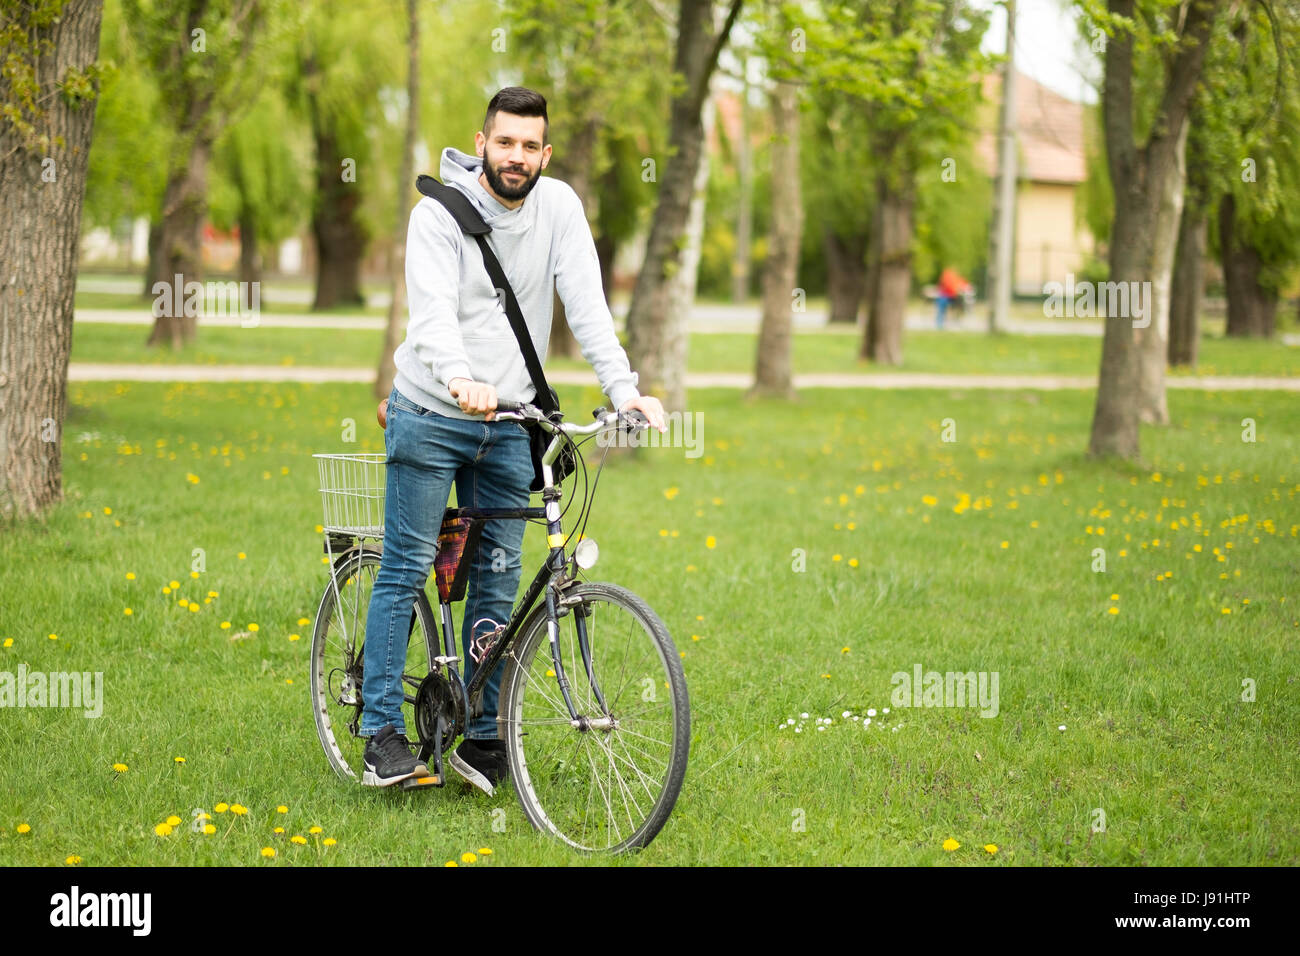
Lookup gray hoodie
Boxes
[392,146,640,421]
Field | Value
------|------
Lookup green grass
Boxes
[70,321,1300,378]
[1,383,1297,866]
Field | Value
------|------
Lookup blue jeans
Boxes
[361,386,533,739]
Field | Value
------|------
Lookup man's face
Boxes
[476,112,551,204]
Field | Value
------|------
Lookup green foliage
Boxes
[83,0,169,228]
[1,0,104,156]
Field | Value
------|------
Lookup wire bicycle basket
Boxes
[314,453,387,539]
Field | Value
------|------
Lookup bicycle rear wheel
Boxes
[310,548,438,780]
[499,582,690,852]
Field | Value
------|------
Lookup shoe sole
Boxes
[449,752,497,796]
[361,759,431,788]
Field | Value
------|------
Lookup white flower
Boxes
[800,712,809,719]
[882,707,890,714]
[1058,724,1067,731]
[864,718,871,725]
[841,710,851,718]
[794,727,802,733]
[867,708,877,717]
[816,725,825,731]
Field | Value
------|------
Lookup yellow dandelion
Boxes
[1221,607,1232,615]
[125,572,136,580]
[203,824,216,835]
[1107,607,1119,616]
[248,623,259,632]
[103,507,112,515]
[705,535,716,549]
[112,763,128,773]
[65,855,82,865]
[291,835,307,845]
[1110,593,1119,601]
[832,554,842,562]
[238,552,246,560]
[984,844,998,854]
[165,815,181,826]
[323,838,337,847]
[220,621,231,629]
[273,827,284,834]
[297,617,310,626]
[173,756,185,764]
[190,571,200,579]
[2,638,11,647]
[169,580,180,590]
[1000,541,1009,549]
[276,805,288,814]
[445,861,458,867]
[849,558,860,567]
[188,604,199,613]
[48,633,57,641]
[123,607,133,616]
[942,838,960,851]
[214,803,229,813]
[478,847,493,855]
[288,634,300,642]
[841,646,850,654]
[309,825,323,834]
[17,823,31,834]
[230,804,247,815]
[663,487,679,500]
[261,847,276,858]
[154,823,173,836]
[461,852,477,863]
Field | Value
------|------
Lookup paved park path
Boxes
[66,363,1300,391]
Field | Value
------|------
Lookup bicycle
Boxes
[309,401,690,852]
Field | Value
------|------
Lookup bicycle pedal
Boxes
[401,774,442,790]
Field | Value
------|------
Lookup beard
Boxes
[482,155,542,201]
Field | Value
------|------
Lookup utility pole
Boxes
[987,0,1017,334]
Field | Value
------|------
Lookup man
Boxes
[360,87,666,793]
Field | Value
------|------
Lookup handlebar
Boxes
[493,401,649,437]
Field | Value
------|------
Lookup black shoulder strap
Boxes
[414,174,558,416]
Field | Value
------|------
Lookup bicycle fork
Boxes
[546,585,614,732]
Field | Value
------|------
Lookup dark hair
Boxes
[483,87,549,145]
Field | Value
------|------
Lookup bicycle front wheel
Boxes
[499,582,690,852]
[310,548,438,781]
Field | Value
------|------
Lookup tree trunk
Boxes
[625,0,744,412]
[147,134,212,347]
[1088,0,1218,459]
[1135,122,1186,425]
[377,0,419,398]
[1220,193,1277,338]
[238,205,261,288]
[0,0,105,520]
[664,92,714,377]
[825,227,868,324]
[1168,201,1205,368]
[861,176,912,366]
[750,79,801,398]
[732,52,753,304]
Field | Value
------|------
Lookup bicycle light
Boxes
[574,537,599,570]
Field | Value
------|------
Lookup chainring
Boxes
[413,668,465,754]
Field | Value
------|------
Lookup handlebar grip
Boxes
[495,401,524,413]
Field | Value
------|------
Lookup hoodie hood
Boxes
[440,147,512,221]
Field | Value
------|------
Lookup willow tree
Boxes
[1084,0,1223,458]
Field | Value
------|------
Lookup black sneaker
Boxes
[450,738,508,796]
[362,724,430,787]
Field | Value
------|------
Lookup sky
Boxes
[976,0,1101,104]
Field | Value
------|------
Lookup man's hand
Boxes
[619,395,668,433]
[448,377,499,420]
[377,398,389,428]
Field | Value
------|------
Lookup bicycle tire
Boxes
[310,548,439,781]
[499,582,690,852]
